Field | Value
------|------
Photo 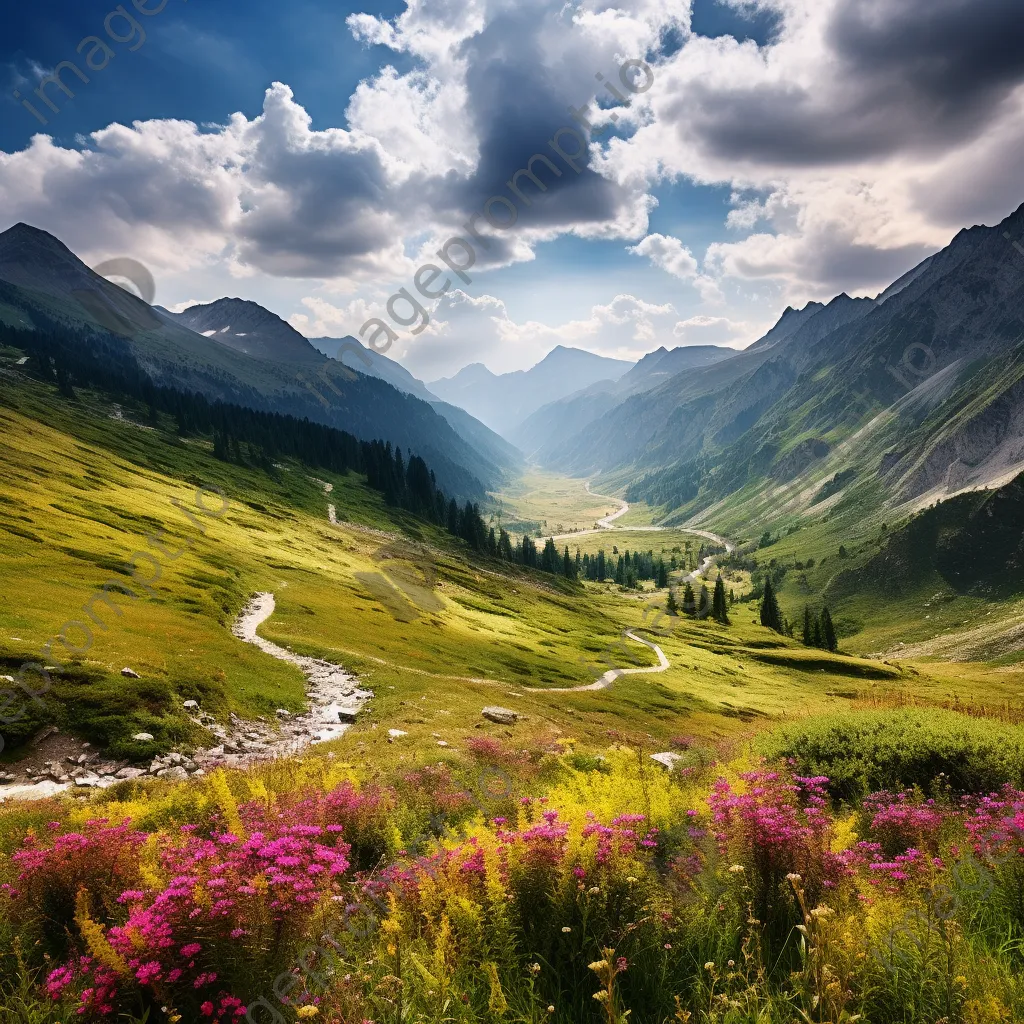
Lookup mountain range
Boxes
[500,203,1024,536]
[0,224,516,499]
[4,198,1024,538]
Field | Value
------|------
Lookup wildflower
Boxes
[588,886,600,894]
[727,960,735,968]
[547,1006,555,1014]
[529,963,541,976]
[704,962,715,971]
[728,864,744,873]
[297,1007,320,1019]
[562,926,572,933]
[626,876,638,883]
[786,872,802,883]
[589,960,609,972]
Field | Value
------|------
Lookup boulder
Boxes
[183,700,199,711]
[74,774,102,788]
[132,733,155,742]
[115,767,146,781]
[157,766,188,781]
[121,667,140,678]
[482,706,520,725]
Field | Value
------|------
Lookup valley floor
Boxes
[3,370,1024,1022]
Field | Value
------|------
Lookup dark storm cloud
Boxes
[688,0,1024,167]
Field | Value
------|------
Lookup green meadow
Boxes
[0,358,1019,776]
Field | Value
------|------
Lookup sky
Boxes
[3,0,1024,380]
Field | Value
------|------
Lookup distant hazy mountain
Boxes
[428,346,634,437]
[0,223,512,497]
[307,335,522,469]
[511,343,734,459]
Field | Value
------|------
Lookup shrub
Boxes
[761,709,1024,800]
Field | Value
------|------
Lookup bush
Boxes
[761,709,1024,801]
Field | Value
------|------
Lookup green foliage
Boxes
[762,708,1024,800]
[760,577,784,633]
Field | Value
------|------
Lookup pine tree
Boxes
[760,577,784,633]
[656,560,669,589]
[666,587,679,615]
[713,574,730,624]
[697,584,711,618]
[821,606,838,652]
[682,582,696,616]
[813,617,823,648]
[802,606,814,647]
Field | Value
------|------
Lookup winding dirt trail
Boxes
[230,593,373,747]
[545,481,735,556]
[535,629,670,692]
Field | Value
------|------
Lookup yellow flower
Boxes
[296,1006,319,1019]
[75,890,129,977]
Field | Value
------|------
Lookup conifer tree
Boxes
[760,576,784,633]
[666,587,679,615]
[713,574,730,624]
[802,606,814,647]
[821,606,838,652]
[682,582,696,616]
[698,584,711,618]
[656,560,669,589]
[812,617,823,648]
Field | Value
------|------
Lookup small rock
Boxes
[183,700,199,710]
[75,774,102,788]
[206,745,225,757]
[115,767,146,781]
[436,740,449,748]
[157,766,188,781]
[650,752,683,770]
[132,733,155,742]
[0,772,18,785]
[31,725,59,746]
[275,709,291,718]
[388,729,408,739]
[191,768,206,778]
[482,706,520,725]
[121,667,140,679]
